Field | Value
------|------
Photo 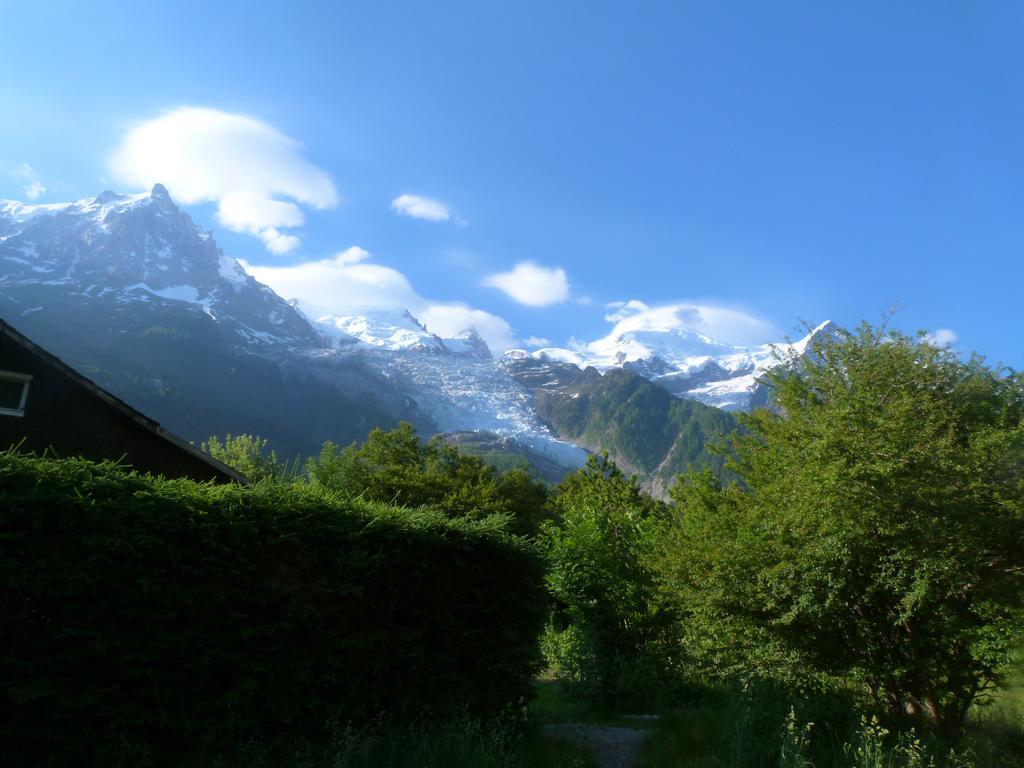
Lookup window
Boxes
[0,371,31,417]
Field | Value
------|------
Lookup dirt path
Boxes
[542,723,650,768]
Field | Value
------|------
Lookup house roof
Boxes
[0,319,247,484]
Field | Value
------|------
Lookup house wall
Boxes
[0,333,239,483]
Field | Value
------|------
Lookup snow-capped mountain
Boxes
[0,185,834,484]
[313,307,447,352]
[0,186,586,469]
[309,306,492,359]
[508,311,837,411]
[296,307,586,467]
[0,185,321,349]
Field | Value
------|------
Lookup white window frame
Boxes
[0,371,32,417]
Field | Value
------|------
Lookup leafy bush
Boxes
[542,454,680,707]
[307,422,550,535]
[661,323,1024,735]
[202,432,294,481]
[0,452,547,766]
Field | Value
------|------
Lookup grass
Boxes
[993,647,1024,717]
[530,677,590,724]
[223,665,1021,768]
[305,718,595,768]
[529,655,1024,768]
[632,682,1024,768]
[97,716,596,768]
[71,668,1024,767]
[527,647,1024,768]
[529,676,664,731]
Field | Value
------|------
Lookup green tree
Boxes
[201,433,290,482]
[542,454,675,704]
[306,423,549,535]
[663,323,1024,734]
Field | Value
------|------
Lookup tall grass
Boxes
[993,646,1024,718]
[635,683,1024,768]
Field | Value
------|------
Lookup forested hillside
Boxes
[0,299,410,460]
[529,367,737,497]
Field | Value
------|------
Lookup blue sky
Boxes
[1,2,1022,362]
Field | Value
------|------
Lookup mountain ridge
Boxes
[0,186,832,492]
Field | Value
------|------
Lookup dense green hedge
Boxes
[0,453,547,765]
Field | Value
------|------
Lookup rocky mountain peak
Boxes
[150,182,172,202]
[443,328,492,359]
[0,187,323,350]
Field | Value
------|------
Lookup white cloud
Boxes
[483,261,571,307]
[109,107,338,254]
[523,336,551,348]
[391,194,450,222]
[418,305,516,352]
[601,300,781,346]
[335,246,372,265]
[10,163,46,200]
[242,247,516,351]
[260,228,302,256]
[241,249,419,313]
[923,328,958,347]
[604,299,651,323]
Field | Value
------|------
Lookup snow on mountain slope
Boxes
[312,307,448,352]
[0,185,322,349]
[1,188,157,229]
[507,316,838,411]
[283,303,588,463]
[299,316,586,467]
[585,305,740,366]
[305,307,494,359]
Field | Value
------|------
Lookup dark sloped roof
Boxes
[0,319,247,484]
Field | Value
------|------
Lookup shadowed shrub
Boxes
[0,452,547,766]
